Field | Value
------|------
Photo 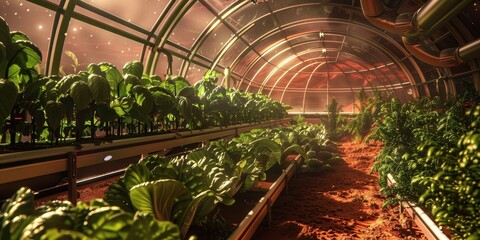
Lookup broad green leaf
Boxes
[88,74,110,102]
[251,138,282,170]
[103,181,135,213]
[123,61,143,79]
[21,210,74,239]
[16,68,38,90]
[105,66,124,97]
[56,74,83,94]
[45,101,66,131]
[110,97,134,117]
[87,63,103,77]
[95,102,118,122]
[131,85,154,115]
[129,104,151,123]
[129,179,191,221]
[176,190,213,237]
[127,213,180,240]
[124,164,151,191]
[7,64,20,81]
[0,187,35,239]
[83,206,132,239]
[39,229,87,240]
[177,86,196,98]
[140,75,152,86]
[98,62,116,73]
[0,79,18,124]
[203,69,222,81]
[160,76,190,95]
[124,74,142,95]
[10,31,29,41]
[70,81,92,111]
[23,77,48,101]
[281,144,307,162]
[10,40,42,69]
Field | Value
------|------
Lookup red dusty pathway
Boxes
[253,137,426,240]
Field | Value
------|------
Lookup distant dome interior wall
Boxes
[2,0,479,113]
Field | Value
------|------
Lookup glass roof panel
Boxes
[61,19,142,74]
[1,0,56,68]
[73,6,150,37]
[226,3,270,32]
[185,63,207,84]
[204,0,235,14]
[218,39,248,67]
[80,0,168,29]
[233,50,259,75]
[169,2,214,49]
[198,22,235,60]
[242,14,278,42]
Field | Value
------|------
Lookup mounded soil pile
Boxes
[253,136,426,240]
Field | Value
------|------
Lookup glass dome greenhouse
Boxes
[2,0,479,114]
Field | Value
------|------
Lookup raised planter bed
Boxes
[0,119,289,199]
[387,173,449,240]
[226,155,300,240]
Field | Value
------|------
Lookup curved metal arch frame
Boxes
[251,37,404,94]
[183,2,371,80]
[178,0,251,77]
[146,0,193,75]
[239,28,416,99]
[273,48,407,105]
[301,62,354,113]
[227,18,426,97]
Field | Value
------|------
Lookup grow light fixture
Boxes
[319,31,325,40]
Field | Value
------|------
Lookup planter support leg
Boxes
[68,152,78,205]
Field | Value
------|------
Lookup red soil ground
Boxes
[253,137,426,240]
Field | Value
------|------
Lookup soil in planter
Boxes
[253,136,427,240]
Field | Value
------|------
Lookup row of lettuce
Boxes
[358,93,479,239]
[0,16,289,147]
[0,122,342,239]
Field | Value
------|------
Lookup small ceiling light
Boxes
[319,31,325,39]
[104,155,113,161]
[322,48,327,54]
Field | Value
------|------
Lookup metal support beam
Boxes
[67,151,78,205]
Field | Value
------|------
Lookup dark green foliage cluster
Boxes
[368,96,479,238]
[347,89,384,141]
[0,17,289,147]
[0,188,181,240]
[325,98,347,140]
[2,122,335,239]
